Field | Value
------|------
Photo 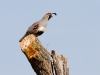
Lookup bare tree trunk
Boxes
[51,50,69,75]
[20,34,69,75]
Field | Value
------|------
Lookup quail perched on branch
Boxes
[19,12,57,42]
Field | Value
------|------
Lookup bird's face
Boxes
[45,13,52,20]
[45,12,57,20]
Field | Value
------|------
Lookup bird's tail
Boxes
[19,34,26,42]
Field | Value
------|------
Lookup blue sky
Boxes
[0,0,100,75]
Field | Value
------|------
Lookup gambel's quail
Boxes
[19,12,57,42]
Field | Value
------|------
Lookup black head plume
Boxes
[52,13,57,16]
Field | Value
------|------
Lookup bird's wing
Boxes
[27,22,39,34]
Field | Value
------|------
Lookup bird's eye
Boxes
[46,14,50,18]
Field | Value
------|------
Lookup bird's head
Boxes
[43,12,57,20]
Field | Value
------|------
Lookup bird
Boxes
[19,12,57,42]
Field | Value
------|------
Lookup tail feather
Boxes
[19,34,26,42]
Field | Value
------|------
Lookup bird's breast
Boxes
[38,26,46,32]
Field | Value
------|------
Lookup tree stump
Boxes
[20,34,69,75]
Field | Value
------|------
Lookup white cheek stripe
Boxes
[38,27,45,31]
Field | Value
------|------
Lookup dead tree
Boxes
[20,34,69,75]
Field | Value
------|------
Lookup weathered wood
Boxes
[51,50,69,75]
[20,34,53,75]
[19,34,69,75]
